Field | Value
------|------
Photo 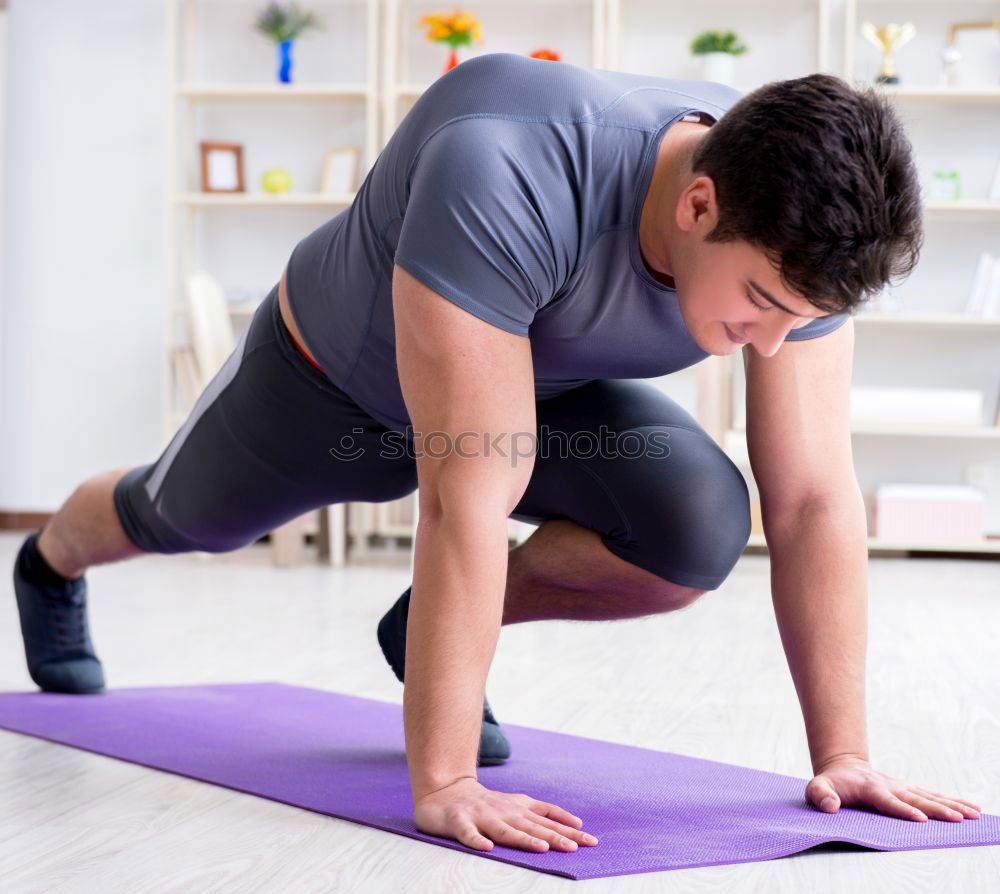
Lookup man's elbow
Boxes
[417,450,535,525]
[762,483,867,543]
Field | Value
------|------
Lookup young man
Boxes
[14,53,981,855]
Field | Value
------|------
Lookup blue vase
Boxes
[278,39,294,84]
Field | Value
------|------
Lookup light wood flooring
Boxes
[0,532,997,892]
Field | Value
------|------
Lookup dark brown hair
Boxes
[691,74,923,314]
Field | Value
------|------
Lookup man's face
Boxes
[671,236,832,358]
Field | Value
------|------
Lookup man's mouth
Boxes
[724,323,750,345]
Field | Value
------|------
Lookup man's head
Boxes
[656,74,923,357]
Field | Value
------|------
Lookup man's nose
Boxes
[748,316,800,357]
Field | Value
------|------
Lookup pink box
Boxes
[873,484,986,543]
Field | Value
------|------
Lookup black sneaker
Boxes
[13,533,106,694]
[377,585,511,766]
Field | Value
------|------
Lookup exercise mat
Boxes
[0,682,995,880]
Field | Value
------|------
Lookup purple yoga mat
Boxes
[0,682,995,880]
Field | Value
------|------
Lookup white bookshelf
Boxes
[816,1,1000,555]
[164,0,380,443]
[164,0,380,565]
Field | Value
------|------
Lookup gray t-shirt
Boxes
[287,52,847,430]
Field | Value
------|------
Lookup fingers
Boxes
[520,820,580,851]
[485,819,557,852]
[526,815,600,847]
[875,791,930,822]
[528,797,585,829]
[904,793,965,822]
[911,786,981,815]
[456,819,494,851]
[907,788,981,821]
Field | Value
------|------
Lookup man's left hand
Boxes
[806,756,982,822]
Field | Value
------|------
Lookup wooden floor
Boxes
[0,531,997,892]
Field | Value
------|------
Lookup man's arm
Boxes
[744,319,870,772]
[392,264,594,853]
[744,320,981,823]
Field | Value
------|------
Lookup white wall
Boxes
[0,0,166,510]
[0,2,8,434]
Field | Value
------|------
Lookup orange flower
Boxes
[418,6,482,46]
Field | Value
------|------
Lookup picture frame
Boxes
[320,146,361,195]
[199,141,245,193]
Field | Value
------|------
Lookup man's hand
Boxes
[413,777,600,853]
[806,756,982,822]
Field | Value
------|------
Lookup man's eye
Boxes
[744,288,770,311]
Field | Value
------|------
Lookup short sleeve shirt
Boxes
[286,53,848,430]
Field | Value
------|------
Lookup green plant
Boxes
[690,30,748,56]
[254,2,324,43]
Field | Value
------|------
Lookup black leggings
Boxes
[114,284,750,590]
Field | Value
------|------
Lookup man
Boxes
[14,53,981,855]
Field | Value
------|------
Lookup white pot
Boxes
[701,51,735,86]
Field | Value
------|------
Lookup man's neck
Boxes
[639,121,710,285]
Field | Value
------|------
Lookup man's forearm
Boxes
[765,491,870,772]
[405,508,510,802]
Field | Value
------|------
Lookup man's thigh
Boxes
[114,286,418,554]
[513,379,751,591]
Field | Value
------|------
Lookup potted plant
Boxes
[690,30,748,86]
[254,2,325,84]
[418,7,483,74]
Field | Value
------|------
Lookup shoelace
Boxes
[45,587,87,650]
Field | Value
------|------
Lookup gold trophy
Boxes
[861,21,916,85]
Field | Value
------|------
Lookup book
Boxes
[989,154,1000,202]
[984,260,1000,318]
[850,387,984,427]
[966,252,993,315]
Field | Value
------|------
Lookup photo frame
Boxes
[199,141,245,193]
[320,146,361,195]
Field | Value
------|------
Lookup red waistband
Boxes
[289,329,325,374]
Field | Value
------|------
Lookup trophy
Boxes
[861,21,916,85]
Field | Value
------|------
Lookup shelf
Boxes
[394,83,432,97]
[746,533,1000,555]
[726,423,1000,444]
[174,83,370,101]
[169,302,264,317]
[854,312,1000,329]
[880,86,1000,106]
[173,192,355,207]
[924,201,1000,216]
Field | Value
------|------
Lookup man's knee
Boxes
[608,427,752,593]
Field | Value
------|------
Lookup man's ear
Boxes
[674,174,718,235]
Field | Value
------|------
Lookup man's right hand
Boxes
[413,777,599,853]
